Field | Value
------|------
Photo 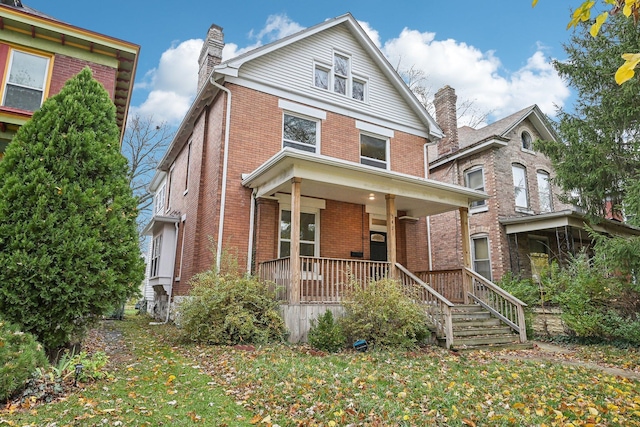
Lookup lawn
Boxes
[2,313,639,426]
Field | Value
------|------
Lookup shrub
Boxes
[339,278,430,349]
[308,310,346,353]
[0,318,48,402]
[179,270,287,345]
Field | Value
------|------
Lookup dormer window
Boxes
[314,52,367,101]
[521,131,533,151]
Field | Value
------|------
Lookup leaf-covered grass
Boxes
[2,315,639,426]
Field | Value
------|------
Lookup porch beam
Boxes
[460,207,472,304]
[290,177,302,303]
[386,194,397,278]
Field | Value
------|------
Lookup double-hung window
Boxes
[283,113,318,153]
[279,209,318,258]
[155,184,166,214]
[537,170,553,213]
[150,235,162,278]
[472,236,492,281]
[464,167,486,209]
[3,50,50,111]
[512,164,529,209]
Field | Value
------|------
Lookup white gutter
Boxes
[424,141,434,270]
[210,77,232,272]
[247,189,257,274]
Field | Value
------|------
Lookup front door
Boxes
[370,231,387,262]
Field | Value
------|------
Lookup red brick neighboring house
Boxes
[144,14,530,347]
[429,86,640,283]
[0,0,139,157]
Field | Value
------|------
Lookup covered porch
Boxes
[243,149,527,347]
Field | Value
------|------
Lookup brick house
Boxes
[144,14,529,348]
[0,0,139,157]
[428,86,640,283]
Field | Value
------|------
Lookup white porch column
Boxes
[460,207,472,304]
[386,194,397,279]
[290,178,302,304]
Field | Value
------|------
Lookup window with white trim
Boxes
[279,209,318,258]
[2,50,49,111]
[313,52,367,101]
[464,167,486,209]
[150,235,162,278]
[283,113,319,153]
[360,133,388,169]
[472,236,492,281]
[154,184,166,214]
[537,170,553,213]
[512,164,529,209]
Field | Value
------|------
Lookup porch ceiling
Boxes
[241,148,487,217]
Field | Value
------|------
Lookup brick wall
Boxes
[50,55,117,99]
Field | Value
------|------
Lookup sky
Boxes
[24,0,582,129]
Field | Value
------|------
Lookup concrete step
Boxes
[451,334,520,347]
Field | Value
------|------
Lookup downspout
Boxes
[210,77,231,272]
[247,189,257,275]
[424,142,433,270]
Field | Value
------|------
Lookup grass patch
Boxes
[2,315,639,426]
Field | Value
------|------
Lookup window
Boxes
[464,167,486,209]
[2,50,49,111]
[314,65,329,90]
[360,133,387,169]
[283,113,318,152]
[150,235,162,277]
[314,53,367,101]
[279,209,318,258]
[521,131,533,151]
[184,142,191,193]
[537,170,553,213]
[472,236,492,281]
[166,168,174,211]
[512,164,529,209]
[154,184,166,214]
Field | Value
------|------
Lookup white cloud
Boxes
[250,14,304,42]
[130,39,203,126]
[381,28,569,125]
[357,20,381,48]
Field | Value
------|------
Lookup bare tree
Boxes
[397,64,493,129]
[121,114,174,237]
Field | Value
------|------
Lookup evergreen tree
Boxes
[537,13,640,222]
[0,68,144,352]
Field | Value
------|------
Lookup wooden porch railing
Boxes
[414,269,464,303]
[396,264,455,349]
[464,267,528,342]
[259,257,389,303]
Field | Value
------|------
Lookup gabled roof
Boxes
[214,13,442,140]
[431,105,557,168]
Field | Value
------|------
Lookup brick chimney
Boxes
[197,24,224,92]
[434,85,459,156]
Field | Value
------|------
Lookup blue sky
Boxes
[25,0,581,128]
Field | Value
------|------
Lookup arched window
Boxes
[512,164,529,209]
[537,170,553,213]
[521,131,533,150]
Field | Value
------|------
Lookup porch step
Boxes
[436,303,522,349]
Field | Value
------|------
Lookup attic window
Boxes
[1,0,23,7]
[313,52,367,101]
[521,131,533,151]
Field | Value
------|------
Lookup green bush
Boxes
[178,270,287,345]
[0,318,48,402]
[308,310,345,353]
[339,278,429,349]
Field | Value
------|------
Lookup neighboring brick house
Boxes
[144,14,535,347]
[0,0,139,157]
[428,86,640,283]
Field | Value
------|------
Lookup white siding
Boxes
[238,24,427,135]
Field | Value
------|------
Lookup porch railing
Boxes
[414,269,464,303]
[396,264,455,349]
[259,257,389,303]
[464,267,528,342]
